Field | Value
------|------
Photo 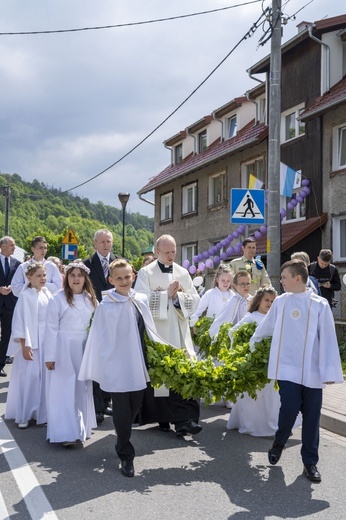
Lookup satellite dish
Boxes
[343,274,346,285]
[193,276,204,287]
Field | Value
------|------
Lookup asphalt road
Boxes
[1,368,346,520]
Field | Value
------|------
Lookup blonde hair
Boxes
[212,264,233,288]
[109,258,132,276]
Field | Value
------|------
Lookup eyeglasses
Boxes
[236,282,251,287]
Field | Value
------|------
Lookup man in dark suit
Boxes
[0,236,21,377]
[83,229,118,422]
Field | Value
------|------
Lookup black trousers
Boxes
[0,307,13,369]
[110,389,145,462]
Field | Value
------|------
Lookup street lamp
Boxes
[118,192,130,257]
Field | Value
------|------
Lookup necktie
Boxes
[101,256,109,279]
[4,257,9,278]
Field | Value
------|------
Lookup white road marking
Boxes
[0,417,58,520]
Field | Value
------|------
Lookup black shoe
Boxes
[158,422,171,432]
[5,356,13,364]
[0,369,7,377]
[268,442,284,465]
[303,464,321,482]
[120,459,134,477]
[175,421,202,437]
[96,413,104,424]
[104,407,113,416]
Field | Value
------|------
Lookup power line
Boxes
[0,1,262,36]
[62,10,268,195]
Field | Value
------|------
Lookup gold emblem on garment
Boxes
[290,309,301,319]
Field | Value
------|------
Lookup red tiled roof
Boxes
[299,76,346,121]
[254,213,328,255]
[138,120,268,194]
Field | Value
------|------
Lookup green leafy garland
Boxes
[146,317,272,405]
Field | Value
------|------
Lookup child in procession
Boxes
[209,271,251,339]
[45,262,97,447]
[250,260,344,482]
[5,264,52,429]
[190,264,233,330]
[79,258,164,478]
[227,286,285,436]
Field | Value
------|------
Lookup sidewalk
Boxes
[321,380,346,437]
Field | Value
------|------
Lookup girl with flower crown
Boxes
[45,262,98,447]
[5,263,53,429]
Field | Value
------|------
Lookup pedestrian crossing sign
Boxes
[231,188,265,224]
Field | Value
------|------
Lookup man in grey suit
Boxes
[83,229,118,422]
[0,236,21,377]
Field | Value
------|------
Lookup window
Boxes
[182,243,197,265]
[259,96,267,124]
[332,216,346,261]
[182,182,197,215]
[198,130,207,152]
[160,192,173,222]
[281,104,305,142]
[227,115,237,138]
[174,143,183,164]
[332,124,346,170]
[208,171,226,206]
[241,157,265,188]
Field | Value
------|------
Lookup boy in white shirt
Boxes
[250,260,343,482]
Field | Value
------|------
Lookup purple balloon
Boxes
[303,186,311,196]
[238,225,246,234]
[203,251,209,259]
[291,199,298,207]
[213,256,220,265]
[254,231,262,240]
[296,195,304,203]
[280,208,286,217]
[182,260,190,269]
[302,178,310,186]
[226,247,234,256]
[234,244,242,254]
[233,231,239,239]
[197,253,203,262]
[198,262,206,272]
[205,258,213,269]
[193,255,198,264]
[287,202,294,211]
[189,265,196,275]
[220,252,228,261]
[260,225,267,234]
[228,234,233,239]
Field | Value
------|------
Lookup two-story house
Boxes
[137,14,346,319]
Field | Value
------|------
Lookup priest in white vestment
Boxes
[135,234,202,437]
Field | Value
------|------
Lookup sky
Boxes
[0,0,344,217]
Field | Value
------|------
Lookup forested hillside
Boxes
[0,173,154,261]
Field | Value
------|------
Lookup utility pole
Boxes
[266,0,282,291]
[1,185,11,235]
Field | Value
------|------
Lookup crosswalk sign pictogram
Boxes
[231,189,265,224]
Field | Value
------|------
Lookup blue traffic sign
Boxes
[231,188,265,224]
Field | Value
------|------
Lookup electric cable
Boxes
[62,11,267,194]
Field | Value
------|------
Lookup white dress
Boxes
[45,291,97,443]
[190,287,233,327]
[227,311,302,436]
[5,287,52,425]
[209,292,249,338]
